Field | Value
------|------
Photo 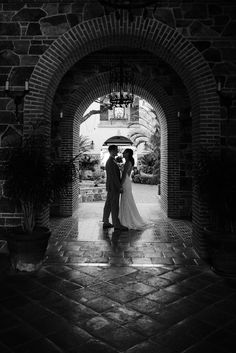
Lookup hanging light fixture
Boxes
[108,58,134,109]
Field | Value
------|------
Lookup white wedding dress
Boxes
[119,172,146,230]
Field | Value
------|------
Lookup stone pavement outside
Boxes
[0,184,236,353]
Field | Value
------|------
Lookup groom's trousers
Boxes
[103,190,120,227]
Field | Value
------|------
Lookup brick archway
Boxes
[24,13,221,256]
[60,72,178,219]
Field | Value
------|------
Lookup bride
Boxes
[119,149,146,230]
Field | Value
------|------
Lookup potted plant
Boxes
[4,134,77,272]
[194,146,236,277]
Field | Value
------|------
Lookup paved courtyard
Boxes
[0,184,236,353]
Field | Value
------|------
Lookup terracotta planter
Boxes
[204,227,236,277]
[7,227,51,272]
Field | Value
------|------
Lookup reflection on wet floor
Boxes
[1,200,236,353]
[47,201,198,267]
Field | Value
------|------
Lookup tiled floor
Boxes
[0,186,236,353]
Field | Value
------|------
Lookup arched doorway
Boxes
[61,72,177,220]
[24,13,221,257]
[101,136,134,167]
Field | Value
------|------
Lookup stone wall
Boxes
[79,185,107,202]
[0,0,235,232]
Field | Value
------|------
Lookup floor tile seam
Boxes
[82,311,140,331]
[86,280,126,292]
[105,281,162,294]
[81,330,145,353]
[39,272,99,288]
[188,309,236,331]
[1,282,53,308]
[24,335,69,353]
[87,287,147,303]
[186,325,236,350]
[34,270,89,286]
[39,279,102,297]
[162,299,212,315]
[19,280,92,309]
[197,282,235,298]
[36,294,100,317]
[0,304,43,332]
[76,337,124,353]
[91,302,144,319]
[0,313,60,342]
[0,320,47,348]
[124,303,166,317]
[195,299,236,319]
[147,327,198,346]
[194,315,236,335]
[45,265,211,276]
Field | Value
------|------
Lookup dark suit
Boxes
[102,156,122,227]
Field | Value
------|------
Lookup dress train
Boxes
[119,175,146,230]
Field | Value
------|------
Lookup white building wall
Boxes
[80,98,151,166]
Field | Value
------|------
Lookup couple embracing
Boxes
[102,145,145,231]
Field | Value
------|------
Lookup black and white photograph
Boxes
[0,0,236,352]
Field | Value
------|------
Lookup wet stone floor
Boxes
[0,199,236,353]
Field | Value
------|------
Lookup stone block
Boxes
[67,14,80,27]
[29,44,48,55]
[13,40,30,54]
[0,41,13,51]
[43,3,59,16]
[10,66,34,86]
[12,8,46,21]
[183,3,207,19]
[5,217,22,226]
[71,3,84,13]
[192,41,211,52]
[21,55,39,66]
[221,48,236,61]
[222,21,236,37]
[0,50,19,66]
[0,125,7,137]
[40,15,70,36]
[1,127,22,147]
[83,2,104,21]
[0,147,14,162]
[0,198,16,213]
[26,23,42,36]
[203,48,221,62]
[0,22,20,36]
[154,8,175,28]
[59,4,72,14]
[190,21,219,37]
[3,4,23,11]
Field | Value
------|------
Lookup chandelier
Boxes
[108,58,134,109]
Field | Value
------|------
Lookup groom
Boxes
[102,145,128,231]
